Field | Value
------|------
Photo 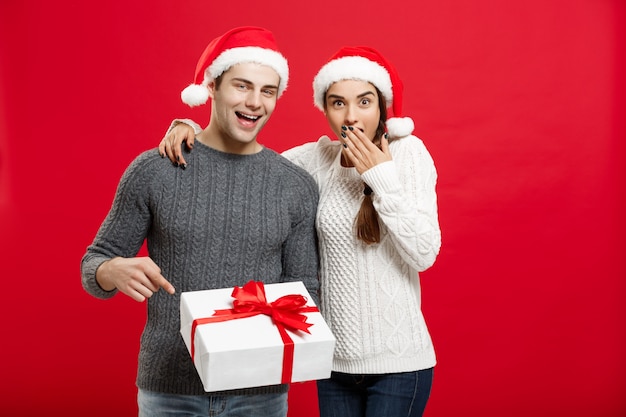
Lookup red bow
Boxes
[190,281,318,384]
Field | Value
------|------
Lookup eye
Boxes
[262,88,277,97]
[360,98,372,106]
[331,99,345,108]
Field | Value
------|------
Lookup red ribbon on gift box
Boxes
[190,280,319,384]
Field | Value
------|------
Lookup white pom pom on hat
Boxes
[386,117,414,138]
[181,26,289,107]
[181,84,210,107]
[312,46,414,138]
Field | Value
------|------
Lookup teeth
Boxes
[236,112,260,121]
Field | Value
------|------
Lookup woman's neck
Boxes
[340,153,354,168]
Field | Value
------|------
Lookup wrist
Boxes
[95,258,117,292]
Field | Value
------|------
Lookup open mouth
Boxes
[236,112,261,123]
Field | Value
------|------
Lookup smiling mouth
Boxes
[236,112,261,122]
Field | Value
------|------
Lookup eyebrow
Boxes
[231,77,279,90]
[327,90,376,100]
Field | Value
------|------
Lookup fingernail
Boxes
[341,132,346,138]
[341,125,347,131]
[176,155,180,162]
[342,143,347,148]
[181,163,187,170]
[159,153,164,158]
[348,126,354,131]
[172,161,178,167]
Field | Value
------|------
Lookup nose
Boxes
[246,90,262,109]
[344,104,358,125]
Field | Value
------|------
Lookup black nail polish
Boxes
[341,125,347,131]
[172,161,178,167]
[342,143,347,148]
[341,132,346,138]
[181,163,187,170]
[348,126,354,131]
[176,155,180,162]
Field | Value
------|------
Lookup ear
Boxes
[207,81,217,98]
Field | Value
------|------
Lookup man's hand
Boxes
[158,123,196,168]
[96,257,175,302]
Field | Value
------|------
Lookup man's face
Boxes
[209,62,280,153]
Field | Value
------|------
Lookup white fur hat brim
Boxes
[313,56,393,112]
[181,46,289,107]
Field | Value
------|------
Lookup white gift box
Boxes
[180,281,336,392]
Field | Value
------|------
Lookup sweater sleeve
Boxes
[280,142,317,168]
[168,119,203,135]
[80,152,157,299]
[281,137,337,188]
[361,136,441,272]
[279,168,321,305]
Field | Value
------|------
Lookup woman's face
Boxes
[324,79,381,142]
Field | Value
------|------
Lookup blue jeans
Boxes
[137,389,288,417]
[316,368,434,417]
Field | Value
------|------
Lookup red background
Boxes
[1,1,624,416]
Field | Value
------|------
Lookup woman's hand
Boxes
[158,123,196,168]
[340,126,392,175]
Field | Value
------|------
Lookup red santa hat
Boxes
[312,46,414,138]
[181,26,289,107]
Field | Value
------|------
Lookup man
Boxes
[81,26,319,417]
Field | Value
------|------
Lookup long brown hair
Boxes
[354,87,388,244]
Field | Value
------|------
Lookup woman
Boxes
[161,46,441,417]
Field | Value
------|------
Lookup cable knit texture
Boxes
[81,142,319,396]
[282,135,441,374]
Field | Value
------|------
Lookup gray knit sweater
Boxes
[81,142,319,396]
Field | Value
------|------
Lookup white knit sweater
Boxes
[282,135,441,374]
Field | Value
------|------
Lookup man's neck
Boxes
[196,126,263,155]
